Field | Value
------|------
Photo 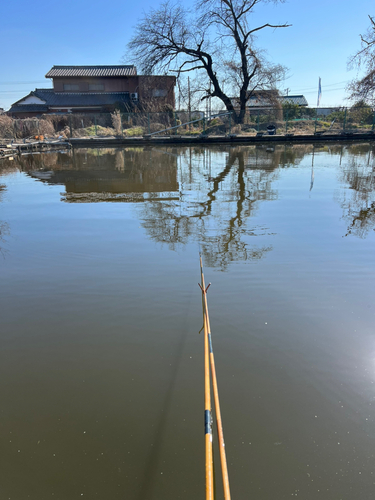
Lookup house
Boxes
[8,65,176,117]
[280,95,308,107]
[231,91,308,111]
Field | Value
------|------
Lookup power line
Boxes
[289,80,349,93]
[0,90,40,94]
[302,87,347,95]
[0,81,47,85]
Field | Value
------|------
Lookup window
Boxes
[152,89,168,97]
[89,84,104,91]
[63,84,79,91]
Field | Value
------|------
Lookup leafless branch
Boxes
[127,0,289,122]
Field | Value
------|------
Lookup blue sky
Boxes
[0,0,373,110]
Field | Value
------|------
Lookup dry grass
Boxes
[0,115,14,139]
[0,116,56,140]
[1,113,373,142]
[111,109,122,136]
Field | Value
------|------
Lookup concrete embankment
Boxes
[68,131,375,148]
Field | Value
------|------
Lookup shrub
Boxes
[111,109,122,136]
[0,115,14,138]
[124,126,144,136]
[150,122,165,133]
[231,124,241,134]
[39,119,55,137]
[208,117,223,127]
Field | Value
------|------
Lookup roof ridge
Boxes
[50,64,136,68]
[52,91,130,94]
[45,66,137,78]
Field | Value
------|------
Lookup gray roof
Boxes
[233,92,309,108]
[9,104,49,113]
[281,95,308,106]
[32,89,131,106]
[9,89,131,114]
[45,65,137,78]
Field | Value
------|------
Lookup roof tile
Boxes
[45,65,137,78]
[9,89,131,113]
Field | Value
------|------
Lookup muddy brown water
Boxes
[0,143,375,500]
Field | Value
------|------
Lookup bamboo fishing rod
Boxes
[199,255,231,500]
[200,256,214,500]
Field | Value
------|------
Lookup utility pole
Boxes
[188,76,191,132]
[178,76,181,111]
[209,80,212,120]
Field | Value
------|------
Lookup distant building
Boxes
[316,107,336,117]
[8,65,176,117]
[231,91,308,111]
[280,95,308,107]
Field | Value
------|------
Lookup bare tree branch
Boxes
[127,0,290,123]
[347,14,375,105]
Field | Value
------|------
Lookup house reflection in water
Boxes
[23,148,179,202]
[10,142,375,269]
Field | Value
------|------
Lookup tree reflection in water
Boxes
[6,142,375,266]
[336,144,375,238]
[137,145,308,269]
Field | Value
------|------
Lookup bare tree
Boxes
[128,0,289,123]
[347,15,375,105]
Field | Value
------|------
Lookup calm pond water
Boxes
[0,143,375,500]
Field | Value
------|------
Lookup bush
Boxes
[42,114,68,133]
[39,119,55,137]
[231,124,242,134]
[0,115,14,139]
[208,117,223,127]
[149,122,166,133]
[124,126,144,137]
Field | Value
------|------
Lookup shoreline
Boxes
[69,131,375,147]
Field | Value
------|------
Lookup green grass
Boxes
[125,127,144,136]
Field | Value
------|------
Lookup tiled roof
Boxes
[232,92,309,108]
[281,95,308,106]
[8,89,131,114]
[45,65,137,78]
[9,104,49,113]
[33,89,131,106]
